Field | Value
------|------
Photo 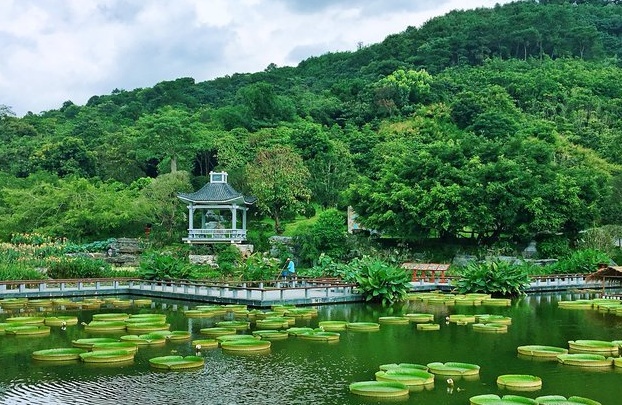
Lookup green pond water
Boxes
[0,292,620,405]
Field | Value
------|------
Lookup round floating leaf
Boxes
[216,321,250,331]
[346,322,380,332]
[517,345,568,359]
[120,334,167,346]
[298,331,340,342]
[378,316,410,325]
[427,362,480,376]
[557,354,613,367]
[375,368,435,386]
[32,348,87,361]
[318,321,348,331]
[200,327,237,338]
[72,338,119,349]
[349,381,409,398]
[497,374,542,391]
[92,313,130,321]
[149,355,204,370]
[221,339,271,353]
[44,316,79,327]
[80,349,135,363]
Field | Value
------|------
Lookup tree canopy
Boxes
[1,0,621,247]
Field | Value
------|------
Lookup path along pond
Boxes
[0,291,620,405]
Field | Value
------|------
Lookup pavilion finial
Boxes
[209,171,228,183]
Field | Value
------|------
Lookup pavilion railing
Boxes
[184,228,247,241]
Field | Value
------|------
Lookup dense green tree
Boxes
[0,175,147,240]
[245,146,311,233]
[135,106,195,173]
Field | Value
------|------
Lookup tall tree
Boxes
[136,106,195,173]
[245,146,311,233]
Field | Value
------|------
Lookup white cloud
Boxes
[0,0,512,116]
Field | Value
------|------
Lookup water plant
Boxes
[453,260,531,297]
[351,256,411,306]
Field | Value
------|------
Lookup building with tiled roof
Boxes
[177,172,256,244]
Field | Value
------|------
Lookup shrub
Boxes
[215,245,243,277]
[293,209,347,267]
[303,254,356,280]
[0,266,47,281]
[62,238,117,254]
[549,248,610,274]
[239,253,279,281]
[351,256,411,306]
[535,235,572,259]
[138,251,192,281]
[47,256,112,279]
[453,260,531,297]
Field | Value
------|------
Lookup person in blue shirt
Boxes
[281,257,295,279]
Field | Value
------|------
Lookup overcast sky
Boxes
[0,0,513,116]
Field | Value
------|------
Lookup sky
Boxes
[0,0,513,117]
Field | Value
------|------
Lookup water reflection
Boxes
[0,292,620,404]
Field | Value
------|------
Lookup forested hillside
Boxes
[1,0,621,252]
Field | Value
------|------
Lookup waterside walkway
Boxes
[0,273,612,307]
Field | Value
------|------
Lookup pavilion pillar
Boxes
[188,205,195,231]
[231,205,238,230]
[242,208,247,231]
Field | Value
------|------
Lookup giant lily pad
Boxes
[469,394,537,404]
[125,322,170,334]
[216,320,250,331]
[536,395,601,405]
[375,368,435,386]
[318,321,348,331]
[32,348,87,361]
[472,323,508,333]
[557,353,613,367]
[92,313,130,321]
[568,340,619,355]
[417,323,440,331]
[379,363,428,372]
[44,316,79,327]
[497,374,542,391]
[298,331,340,342]
[517,345,568,359]
[5,325,51,336]
[120,334,167,346]
[427,362,480,376]
[79,349,135,363]
[6,316,45,325]
[91,341,139,354]
[349,381,409,399]
[221,339,271,353]
[72,337,119,349]
[84,321,127,332]
[404,313,435,323]
[200,327,237,338]
[252,330,289,340]
[149,355,204,370]
[346,322,380,332]
[378,316,410,325]
[192,339,219,350]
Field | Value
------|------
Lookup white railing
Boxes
[183,228,247,242]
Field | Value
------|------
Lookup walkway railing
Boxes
[0,277,360,307]
[183,228,247,243]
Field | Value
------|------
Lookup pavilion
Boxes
[177,171,256,244]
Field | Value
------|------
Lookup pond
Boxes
[0,292,620,405]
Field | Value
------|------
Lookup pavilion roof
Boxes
[585,266,622,281]
[178,182,257,205]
